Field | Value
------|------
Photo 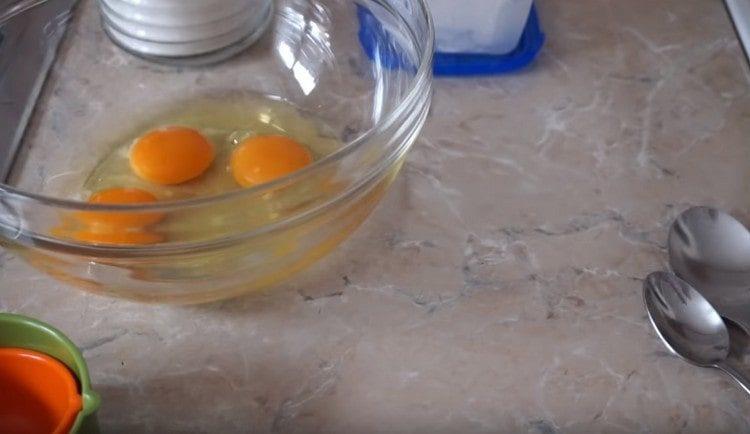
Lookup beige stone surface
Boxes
[3,0,750,432]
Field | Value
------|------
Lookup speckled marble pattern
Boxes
[3,0,750,432]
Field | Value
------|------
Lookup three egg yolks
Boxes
[69,129,313,245]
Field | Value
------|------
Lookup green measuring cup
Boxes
[0,313,101,433]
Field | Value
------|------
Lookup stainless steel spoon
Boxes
[668,206,750,334]
[644,271,750,395]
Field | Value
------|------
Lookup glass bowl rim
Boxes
[0,0,434,213]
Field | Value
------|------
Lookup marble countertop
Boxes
[3,0,750,432]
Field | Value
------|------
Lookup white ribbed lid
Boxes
[99,0,272,57]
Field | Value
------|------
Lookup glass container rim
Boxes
[0,0,435,214]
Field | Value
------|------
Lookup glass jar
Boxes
[98,0,274,65]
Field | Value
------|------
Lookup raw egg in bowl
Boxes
[0,0,433,303]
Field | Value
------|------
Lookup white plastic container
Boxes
[427,0,533,55]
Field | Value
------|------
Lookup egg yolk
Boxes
[72,229,164,245]
[78,187,164,229]
[230,135,312,187]
[130,126,215,185]
[52,214,162,246]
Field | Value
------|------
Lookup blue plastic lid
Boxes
[433,5,545,76]
[358,3,545,76]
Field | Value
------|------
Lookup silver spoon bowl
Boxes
[668,206,750,333]
[644,271,750,394]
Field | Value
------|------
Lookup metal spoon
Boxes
[644,271,750,395]
[668,206,750,334]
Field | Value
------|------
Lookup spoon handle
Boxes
[716,361,750,395]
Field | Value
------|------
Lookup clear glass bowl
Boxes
[0,0,433,303]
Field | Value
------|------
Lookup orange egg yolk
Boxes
[72,229,164,245]
[230,135,312,187]
[130,126,215,185]
[77,187,164,229]
[61,187,166,245]
[52,215,163,246]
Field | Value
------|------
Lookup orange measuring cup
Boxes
[0,348,83,434]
